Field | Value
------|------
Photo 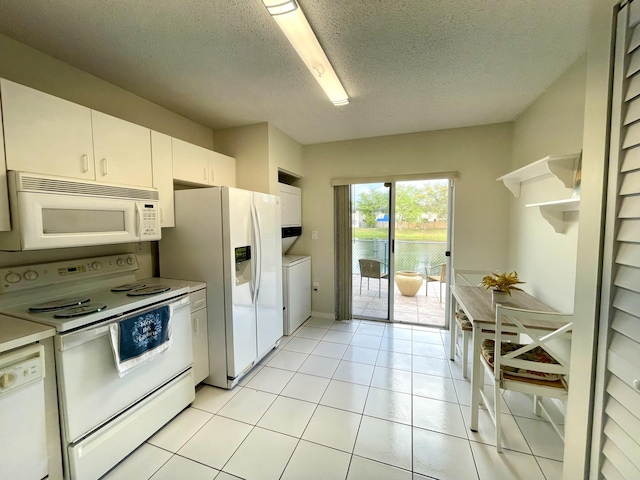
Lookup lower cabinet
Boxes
[189,286,209,385]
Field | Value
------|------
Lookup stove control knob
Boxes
[24,270,38,281]
[91,262,102,270]
[0,372,16,389]
[126,257,135,265]
[5,272,21,284]
[117,258,126,267]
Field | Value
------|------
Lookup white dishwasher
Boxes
[0,344,48,480]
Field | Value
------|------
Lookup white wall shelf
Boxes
[497,154,580,197]
[525,198,580,233]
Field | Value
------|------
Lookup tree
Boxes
[357,187,388,227]
[395,184,423,227]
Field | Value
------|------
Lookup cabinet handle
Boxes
[203,167,207,181]
[193,316,200,333]
[102,158,108,176]
[82,154,89,173]
[210,168,215,184]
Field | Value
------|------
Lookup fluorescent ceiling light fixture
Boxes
[261,0,350,106]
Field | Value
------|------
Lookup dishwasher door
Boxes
[0,343,47,480]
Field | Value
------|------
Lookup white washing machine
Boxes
[282,255,312,335]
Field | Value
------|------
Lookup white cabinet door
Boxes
[189,287,209,385]
[191,307,209,385]
[1,79,95,180]
[0,99,9,232]
[172,138,210,186]
[209,151,236,187]
[151,131,175,228]
[92,111,152,187]
[279,185,301,226]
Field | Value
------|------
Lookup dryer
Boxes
[282,255,311,335]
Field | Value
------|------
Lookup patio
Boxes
[352,274,446,327]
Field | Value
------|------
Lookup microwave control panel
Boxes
[139,203,161,240]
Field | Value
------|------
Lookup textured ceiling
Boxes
[0,0,590,145]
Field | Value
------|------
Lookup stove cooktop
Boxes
[0,277,192,333]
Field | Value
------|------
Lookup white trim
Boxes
[330,171,459,186]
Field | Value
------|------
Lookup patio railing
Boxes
[353,239,447,276]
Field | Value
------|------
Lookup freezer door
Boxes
[224,187,258,378]
[253,191,284,357]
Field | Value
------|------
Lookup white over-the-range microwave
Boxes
[0,171,161,251]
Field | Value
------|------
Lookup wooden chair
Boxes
[449,269,490,378]
[478,305,573,452]
[425,263,446,302]
[358,259,388,297]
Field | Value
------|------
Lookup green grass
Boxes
[354,228,447,242]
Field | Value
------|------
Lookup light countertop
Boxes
[0,314,56,354]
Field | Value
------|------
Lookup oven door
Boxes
[18,191,141,250]
[54,294,192,443]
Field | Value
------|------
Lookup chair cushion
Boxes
[455,310,472,330]
[481,339,563,381]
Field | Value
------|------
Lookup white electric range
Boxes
[0,254,196,480]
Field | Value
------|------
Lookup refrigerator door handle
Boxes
[250,202,260,302]
[254,203,263,301]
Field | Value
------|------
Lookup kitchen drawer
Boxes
[190,288,206,313]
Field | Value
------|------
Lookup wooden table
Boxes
[450,285,557,431]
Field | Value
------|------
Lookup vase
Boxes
[491,289,509,304]
[395,271,423,297]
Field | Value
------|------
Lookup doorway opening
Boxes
[351,179,451,327]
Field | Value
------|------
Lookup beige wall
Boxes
[0,34,213,148]
[213,123,270,193]
[296,123,513,315]
[269,124,304,184]
[214,123,303,195]
[509,55,587,313]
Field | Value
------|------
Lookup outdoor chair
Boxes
[358,259,388,297]
[425,263,446,302]
[477,305,573,452]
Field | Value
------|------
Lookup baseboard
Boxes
[311,311,334,320]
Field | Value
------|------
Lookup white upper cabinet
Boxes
[209,151,236,188]
[1,79,153,188]
[0,99,9,232]
[172,138,210,186]
[279,183,301,226]
[91,111,152,187]
[1,79,95,180]
[151,131,175,228]
[172,138,236,187]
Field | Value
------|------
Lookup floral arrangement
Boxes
[481,271,525,296]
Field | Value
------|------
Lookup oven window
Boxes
[42,209,126,233]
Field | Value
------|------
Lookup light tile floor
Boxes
[103,318,565,480]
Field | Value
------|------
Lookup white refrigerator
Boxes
[159,187,283,388]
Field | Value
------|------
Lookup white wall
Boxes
[508,56,587,313]
[296,123,513,315]
[564,0,617,477]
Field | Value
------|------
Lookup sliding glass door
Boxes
[351,183,391,320]
[350,179,451,327]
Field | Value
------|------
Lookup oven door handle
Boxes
[56,295,190,352]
